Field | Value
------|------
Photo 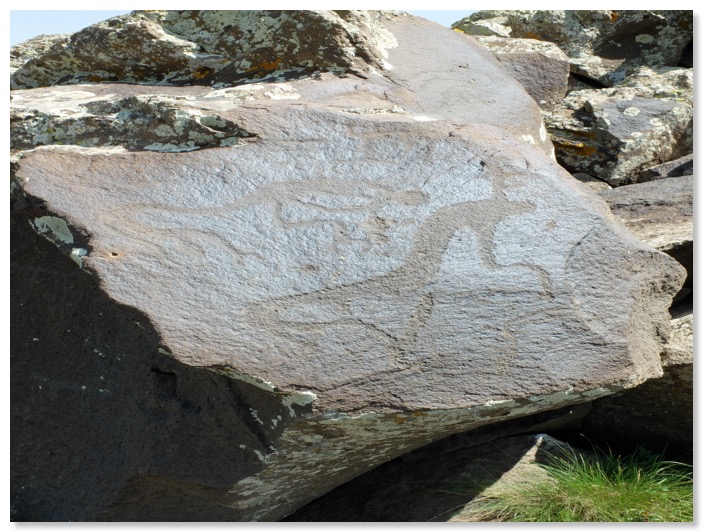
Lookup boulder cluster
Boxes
[10,10,691,521]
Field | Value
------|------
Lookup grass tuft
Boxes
[464,446,693,522]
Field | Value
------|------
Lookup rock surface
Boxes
[543,67,693,186]
[473,36,570,110]
[599,175,693,254]
[639,153,693,181]
[583,309,693,450]
[599,175,692,304]
[11,10,398,90]
[10,33,68,76]
[454,10,693,86]
[11,10,686,521]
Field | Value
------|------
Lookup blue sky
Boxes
[10,10,476,46]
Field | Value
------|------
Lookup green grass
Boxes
[464,446,693,522]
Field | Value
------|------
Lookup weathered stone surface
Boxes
[11,10,399,90]
[288,431,581,521]
[10,12,552,157]
[544,67,693,186]
[18,103,681,412]
[10,33,68,75]
[640,153,693,182]
[382,15,551,154]
[10,89,257,153]
[473,36,570,110]
[662,308,693,366]
[454,10,693,86]
[11,10,685,522]
[599,175,693,254]
[600,175,692,306]
[583,309,693,450]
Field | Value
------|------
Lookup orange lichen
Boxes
[525,31,543,40]
[193,66,214,79]
[553,138,599,157]
[248,58,283,73]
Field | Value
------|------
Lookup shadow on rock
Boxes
[11,210,278,521]
[285,405,589,522]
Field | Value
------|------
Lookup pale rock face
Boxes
[10,10,685,521]
[452,11,513,38]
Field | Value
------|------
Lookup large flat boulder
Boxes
[11,10,685,521]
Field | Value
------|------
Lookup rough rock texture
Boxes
[473,36,570,110]
[10,13,553,157]
[600,175,693,304]
[10,89,257,153]
[288,431,581,521]
[583,309,693,450]
[640,153,693,182]
[599,175,693,254]
[11,10,399,90]
[11,11,685,522]
[10,34,69,76]
[543,67,693,186]
[454,10,693,86]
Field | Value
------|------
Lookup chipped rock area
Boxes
[453,10,693,86]
[11,10,686,522]
[10,88,256,153]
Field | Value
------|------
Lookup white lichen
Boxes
[33,216,74,244]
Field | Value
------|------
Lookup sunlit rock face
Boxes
[10,10,684,521]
